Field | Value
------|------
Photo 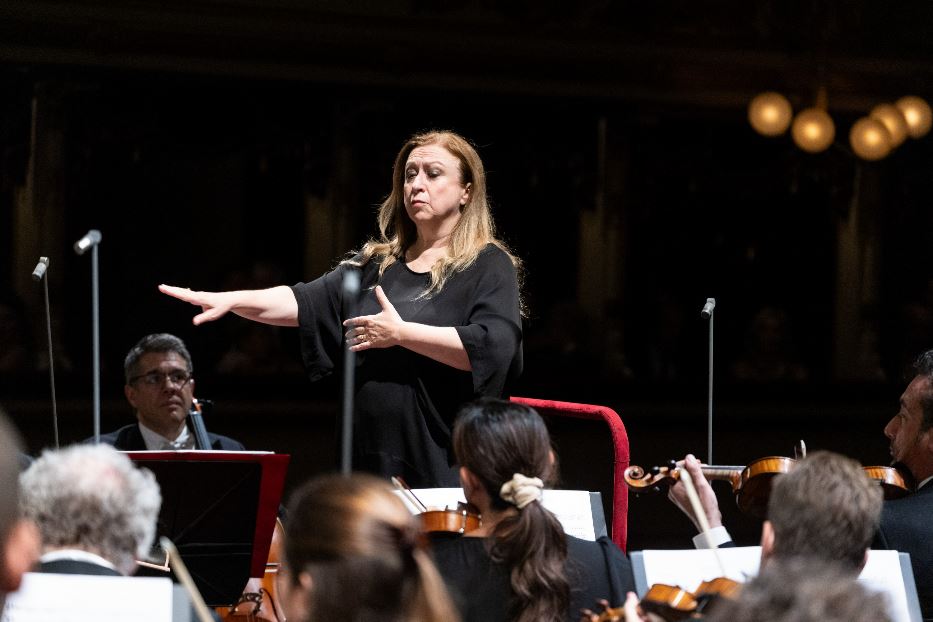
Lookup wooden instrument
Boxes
[584,577,742,621]
[216,518,286,622]
[625,458,911,518]
[625,456,795,519]
[391,475,482,535]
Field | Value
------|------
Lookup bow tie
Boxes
[160,440,190,450]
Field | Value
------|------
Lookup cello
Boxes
[186,399,287,622]
[216,518,286,622]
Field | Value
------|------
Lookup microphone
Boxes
[700,297,716,319]
[73,229,102,255]
[31,256,49,281]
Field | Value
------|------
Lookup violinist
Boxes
[668,451,881,575]
[276,473,458,622]
[430,398,635,622]
[95,333,244,450]
[875,349,933,620]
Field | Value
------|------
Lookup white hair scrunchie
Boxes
[499,473,544,509]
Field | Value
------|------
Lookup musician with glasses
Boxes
[95,333,244,451]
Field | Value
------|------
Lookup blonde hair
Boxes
[283,474,459,622]
[347,130,522,301]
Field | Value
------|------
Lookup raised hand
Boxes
[343,286,405,352]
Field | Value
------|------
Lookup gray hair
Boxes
[20,444,162,575]
[124,333,193,383]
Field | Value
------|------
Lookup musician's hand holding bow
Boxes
[667,454,723,532]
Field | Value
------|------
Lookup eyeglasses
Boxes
[129,370,192,388]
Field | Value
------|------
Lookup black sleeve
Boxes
[453,247,523,396]
[290,265,349,383]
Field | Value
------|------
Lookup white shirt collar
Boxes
[41,549,119,572]
[138,421,194,450]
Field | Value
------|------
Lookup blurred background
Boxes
[2,0,933,549]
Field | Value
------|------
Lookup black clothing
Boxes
[430,534,635,622]
[291,245,522,487]
[874,482,933,620]
[94,423,245,451]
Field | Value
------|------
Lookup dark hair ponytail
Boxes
[453,398,569,622]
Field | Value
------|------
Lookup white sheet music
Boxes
[1,572,173,622]
[638,547,912,622]
[398,488,596,540]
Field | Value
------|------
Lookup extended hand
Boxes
[159,284,233,326]
[343,285,405,352]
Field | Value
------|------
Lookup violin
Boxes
[862,465,912,499]
[626,458,911,518]
[625,456,795,519]
[584,577,742,621]
[216,518,286,622]
[391,476,482,535]
[419,503,482,534]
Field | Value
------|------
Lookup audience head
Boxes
[0,409,39,604]
[279,473,458,622]
[885,349,933,481]
[705,557,891,622]
[123,333,196,438]
[453,398,568,622]
[764,450,882,572]
[20,444,162,575]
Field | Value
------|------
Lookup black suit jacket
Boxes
[39,558,121,576]
[874,483,933,621]
[94,423,245,451]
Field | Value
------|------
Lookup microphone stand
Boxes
[91,242,101,443]
[701,298,716,464]
[33,257,59,448]
[340,268,361,475]
[75,230,102,443]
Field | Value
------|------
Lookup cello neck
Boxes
[187,399,212,450]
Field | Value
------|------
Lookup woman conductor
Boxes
[160,130,523,487]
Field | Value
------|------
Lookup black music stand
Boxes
[125,451,289,606]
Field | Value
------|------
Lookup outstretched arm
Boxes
[343,286,471,371]
[159,284,299,327]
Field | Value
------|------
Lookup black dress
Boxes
[290,244,523,487]
[429,534,636,622]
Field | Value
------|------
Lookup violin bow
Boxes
[678,465,728,577]
[161,536,215,622]
[391,476,428,512]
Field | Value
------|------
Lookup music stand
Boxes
[125,451,289,606]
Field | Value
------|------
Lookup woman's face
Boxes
[402,144,471,234]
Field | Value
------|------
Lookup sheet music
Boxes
[1,572,173,622]
[861,550,912,622]
[398,488,596,540]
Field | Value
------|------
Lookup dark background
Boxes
[2,0,933,549]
